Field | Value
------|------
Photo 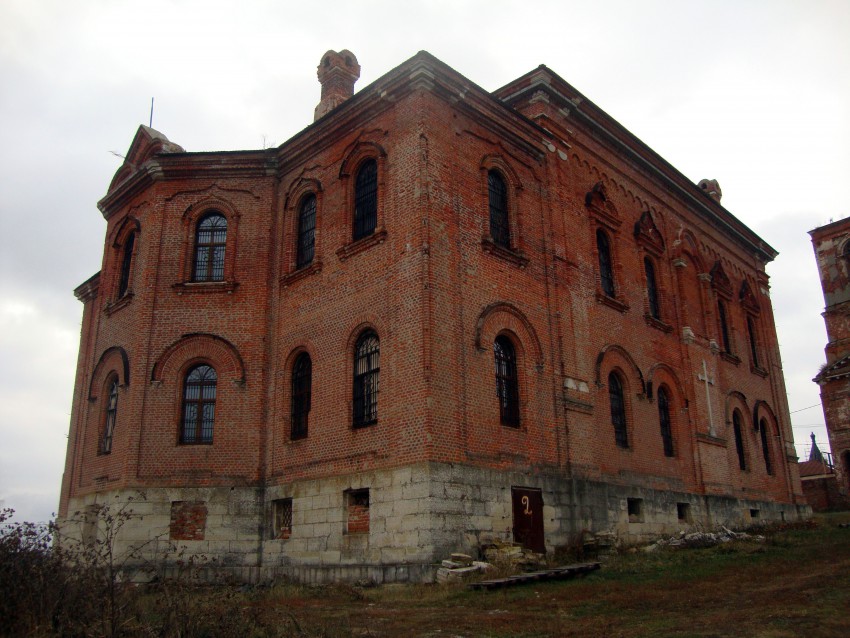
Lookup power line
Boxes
[789,403,822,414]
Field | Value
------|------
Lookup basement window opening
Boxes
[345,488,370,534]
[627,497,643,523]
[273,498,293,540]
[677,502,691,523]
[749,508,760,520]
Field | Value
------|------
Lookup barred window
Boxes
[100,376,119,454]
[597,230,615,297]
[718,299,732,354]
[609,372,628,448]
[290,353,311,440]
[645,257,660,320]
[118,232,136,298]
[296,194,316,269]
[488,170,510,248]
[353,160,377,241]
[494,335,520,427]
[181,364,217,444]
[353,331,379,427]
[733,410,747,470]
[658,386,674,457]
[193,213,227,282]
[759,418,773,475]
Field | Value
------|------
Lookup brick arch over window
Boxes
[338,140,388,252]
[106,217,142,300]
[724,391,751,426]
[282,343,318,441]
[151,334,246,385]
[753,400,781,475]
[594,344,645,395]
[176,196,241,285]
[474,302,543,368]
[282,177,323,275]
[88,346,130,400]
[725,391,752,471]
[645,363,686,403]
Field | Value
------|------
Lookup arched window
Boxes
[296,194,317,269]
[353,331,379,427]
[181,364,217,444]
[353,160,377,241]
[494,335,520,427]
[488,170,510,248]
[732,410,747,470]
[597,230,615,297]
[747,315,760,368]
[290,353,311,440]
[658,386,674,457]
[193,213,227,282]
[718,299,731,354]
[759,418,773,475]
[100,376,119,454]
[118,232,136,298]
[608,372,628,448]
[644,257,660,320]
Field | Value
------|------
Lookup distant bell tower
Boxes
[810,217,850,496]
[314,49,360,121]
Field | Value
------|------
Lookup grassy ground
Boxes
[236,512,850,638]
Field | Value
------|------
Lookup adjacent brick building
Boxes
[811,217,850,500]
[58,50,807,583]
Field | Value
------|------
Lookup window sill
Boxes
[481,237,529,268]
[337,229,387,261]
[720,352,741,366]
[173,281,238,295]
[104,292,133,316]
[596,292,629,313]
[644,314,673,333]
[750,364,768,378]
[353,420,377,430]
[281,261,322,287]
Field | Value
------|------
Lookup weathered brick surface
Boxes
[811,218,850,498]
[57,51,808,582]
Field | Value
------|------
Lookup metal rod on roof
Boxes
[149,97,154,128]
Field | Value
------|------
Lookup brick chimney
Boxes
[314,50,361,121]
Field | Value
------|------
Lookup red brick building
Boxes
[58,50,807,582]
[811,217,850,501]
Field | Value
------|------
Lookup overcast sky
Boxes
[1,0,848,522]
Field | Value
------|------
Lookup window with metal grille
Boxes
[100,376,119,454]
[494,335,520,427]
[353,160,377,241]
[609,372,628,448]
[718,299,731,354]
[488,170,510,248]
[296,194,316,268]
[290,353,311,440]
[193,213,227,282]
[657,386,674,457]
[118,232,135,297]
[597,229,615,297]
[644,257,660,319]
[180,364,216,444]
[733,410,747,470]
[353,331,379,427]
[747,315,760,368]
[759,418,773,475]
[273,498,293,540]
